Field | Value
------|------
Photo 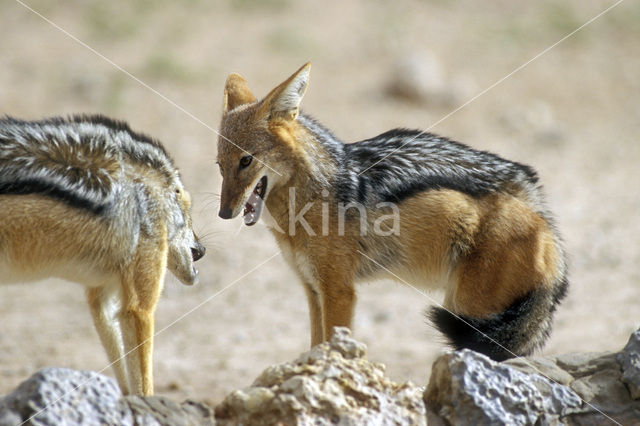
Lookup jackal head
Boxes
[166,176,206,285]
[217,63,311,226]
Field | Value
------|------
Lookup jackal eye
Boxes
[239,155,253,169]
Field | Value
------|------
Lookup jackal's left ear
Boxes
[223,73,257,113]
[260,63,311,121]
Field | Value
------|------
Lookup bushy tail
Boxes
[428,277,568,361]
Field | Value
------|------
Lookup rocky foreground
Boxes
[0,327,638,425]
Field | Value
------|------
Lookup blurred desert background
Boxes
[1,0,639,406]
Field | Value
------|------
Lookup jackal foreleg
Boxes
[86,285,129,394]
[317,273,356,342]
[119,239,167,396]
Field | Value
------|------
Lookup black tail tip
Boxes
[428,306,513,362]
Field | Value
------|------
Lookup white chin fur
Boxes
[171,264,198,286]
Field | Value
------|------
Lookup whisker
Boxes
[233,220,245,237]
[193,191,220,197]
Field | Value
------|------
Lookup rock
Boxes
[386,53,471,107]
[618,328,640,400]
[504,356,574,385]
[426,330,640,426]
[214,327,426,426]
[0,410,21,426]
[569,368,633,412]
[124,396,215,426]
[3,328,640,425]
[0,367,131,426]
[555,352,618,379]
[424,349,583,426]
[499,101,565,145]
[0,368,214,426]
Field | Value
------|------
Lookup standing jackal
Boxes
[216,63,567,361]
[0,115,205,395]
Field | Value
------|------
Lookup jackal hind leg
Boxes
[86,285,129,394]
[119,242,167,396]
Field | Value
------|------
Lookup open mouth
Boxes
[243,176,267,226]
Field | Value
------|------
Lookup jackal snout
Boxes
[217,173,261,221]
[217,170,254,221]
[218,205,233,219]
[168,229,203,286]
[166,185,206,286]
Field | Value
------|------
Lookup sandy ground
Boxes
[1,0,639,407]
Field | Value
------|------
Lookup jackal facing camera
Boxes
[0,115,205,395]
[216,63,568,361]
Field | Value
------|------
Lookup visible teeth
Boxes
[254,178,266,197]
[244,182,264,226]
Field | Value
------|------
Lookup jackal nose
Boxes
[218,207,233,219]
[191,243,206,262]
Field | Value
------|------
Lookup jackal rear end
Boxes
[216,63,568,362]
[0,115,205,395]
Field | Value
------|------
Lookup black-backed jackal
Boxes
[0,115,205,395]
[216,64,567,361]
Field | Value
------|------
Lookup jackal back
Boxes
[0,115,202,285]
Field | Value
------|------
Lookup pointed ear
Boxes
[259,63,311,121]
[223,73,257,113]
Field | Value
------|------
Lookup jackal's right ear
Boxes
[259,63,311,121]
[223,73,257,113]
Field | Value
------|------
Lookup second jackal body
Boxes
[0,115,205,395]
[217,64,568,360]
